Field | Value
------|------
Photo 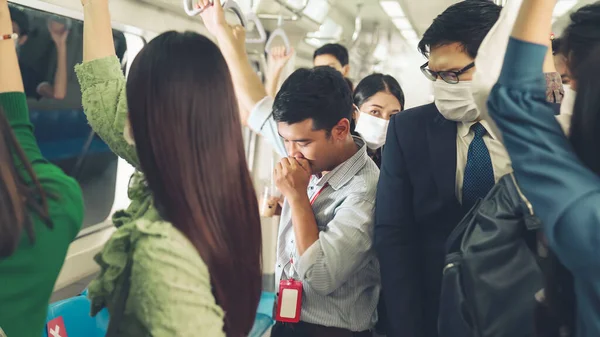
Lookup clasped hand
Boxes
[274,157,312,202]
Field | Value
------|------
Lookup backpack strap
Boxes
[106,259,133,337]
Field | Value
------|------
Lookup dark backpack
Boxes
[438,173,544,337]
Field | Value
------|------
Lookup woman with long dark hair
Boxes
[351,73,405,168]
[76,0,262,335]
[488,1,600,336]
[0,2,84,336]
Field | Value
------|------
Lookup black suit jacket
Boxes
[375,102,561,337]
[375,103,465,337]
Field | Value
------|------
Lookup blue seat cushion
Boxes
[43,295,108,337]
[43,291,275,337]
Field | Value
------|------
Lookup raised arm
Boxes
[488,0,600,272]
[0,1,23,93]
[1,0,39,164]
[510,0,555,46]
[198,0,267,126]
[37,20,69,100]
[265,46,294,98]
[1,0,83,239]
[197,0,287,156]
[82,0,115,61]
[75,0,139,167]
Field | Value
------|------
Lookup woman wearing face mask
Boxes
[350,73,404,336]
[352,73,405,168]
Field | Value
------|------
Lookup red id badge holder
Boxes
[276,278,303,323]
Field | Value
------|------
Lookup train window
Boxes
[8,3,145,232]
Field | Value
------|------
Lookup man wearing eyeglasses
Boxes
[374,2,503,337]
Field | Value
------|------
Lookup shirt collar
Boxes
[312,136,369,190]
[458,119,499,140]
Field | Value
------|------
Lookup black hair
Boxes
[126,31,262,336]
[313,43,349,67]
[353,73,405,111]
[351,74,405,168]
[9,6,29,36]
[418,0,501,58]
[540,6,600,335]
[570,45,600,177]
[552,37,562,56]
[561,3,600,80]
[273,66,353,133]
[345,77,354,92]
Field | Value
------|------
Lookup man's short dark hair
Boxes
[273,66,353,133]
[418,1,501,59]
[9,6,29,36]
[313,43,349,67]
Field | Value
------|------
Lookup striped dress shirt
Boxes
[248,97,381,331]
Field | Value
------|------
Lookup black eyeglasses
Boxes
[420,62,475,84]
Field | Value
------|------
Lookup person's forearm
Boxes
[216,34,267,124]
[289,196,319,256]
[265,67,284,98]
[0,0,24,93]
[52,42,68,99]
[83,0,115,62]
[512,0,556,45]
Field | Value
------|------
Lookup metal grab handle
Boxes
[265,28,291,55]
[183,0,248,29]
[245,12,267,44]
[183,0,206,17]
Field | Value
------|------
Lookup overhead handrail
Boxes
[275,0,309,14]
[272,0,323,26]
[304,36,339,43]
[183,0,248,29]
[245,12,267,44]
[183,0,207,16]
[257,14,299,21]
[265,15,292,55]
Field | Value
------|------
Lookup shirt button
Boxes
[310,186,314,190]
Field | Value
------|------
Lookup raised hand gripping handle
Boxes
[183,0,248,29]
[265,28,291,55]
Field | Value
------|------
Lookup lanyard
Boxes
[309,183,329,205]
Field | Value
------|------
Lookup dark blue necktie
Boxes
[462,123,495,209]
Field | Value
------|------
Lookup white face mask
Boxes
[434,80,479,122]
[354,111,389,150]
[560,85,575,117]
[557,85,576,135]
